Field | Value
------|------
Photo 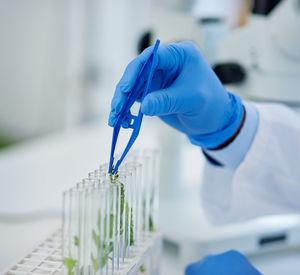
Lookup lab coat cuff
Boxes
[203,102,259,169]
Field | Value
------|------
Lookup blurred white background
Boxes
[2,1,300,274]
[0,0,246,147]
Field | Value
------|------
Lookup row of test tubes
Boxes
[62,149,160,275]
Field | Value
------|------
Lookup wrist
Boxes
[211,105,246,150]
[188,92,244,149]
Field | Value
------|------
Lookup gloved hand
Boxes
[185,250,262,275]
[108,41,244,149]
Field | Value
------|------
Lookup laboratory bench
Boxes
[1,121,300,274]
[2,217,300,274]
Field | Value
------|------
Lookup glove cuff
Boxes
[188,92,244,149]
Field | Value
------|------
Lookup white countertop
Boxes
[1,121,300,274]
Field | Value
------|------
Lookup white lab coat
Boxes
[201,103,300,224]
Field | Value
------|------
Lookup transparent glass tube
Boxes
[115,178,122,270]
[99,163,109,175]
[144,149,160,233]
[62,148,160,275]
[83,187,93,273]
[77,184,86,271]
[117,172,127,262]
[124,162,140,253]
[99,185,107,275]
[117,170,133,259]
[62,190,71,272]
[132,153,151,238]
[89,183,108,275]
[79,177,96,271]
[104,184,110,274]
[88,171,96,181]
[110,183,117,273]
[144,156,151,237]
[126,171,132,258]
[128,149,160,235]
[77,178,93,189]
[90,187,100,274]
[62,187,80,275]
[109,175,126,271]
[134,162,143,246]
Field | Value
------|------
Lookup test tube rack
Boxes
[3,149,161,275]
[3,230,162,275]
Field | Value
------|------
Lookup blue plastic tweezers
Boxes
[108,39,160,174]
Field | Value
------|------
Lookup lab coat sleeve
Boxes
[201,102,300,224]
[203,102,259,169]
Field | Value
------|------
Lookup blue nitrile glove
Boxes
[185,250,262,275]
[108,41,244,149]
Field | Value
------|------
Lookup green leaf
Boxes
[74,236,79,247]
[109,165,119,183]
[120,184,125,215]
[103,213,115,239]
[90,173,129,271]
[124,203,134,246]
[97,210,101,231]
[109,241,113,253]
[139,264,146,273]
[130,207,134,245]
[149,215,154,232]
[110,214,114,238]
[102,251,108,267]
[92,229,100,248]
[91,254,100,272]
[119,184,125,234]
[63,257,77,275]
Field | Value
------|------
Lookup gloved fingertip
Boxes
[118,54,150,94]
[122,121,130,128]
[108,121,115,127]
[117,82,130,94]
[184,263,196,275]
[108,113,116,127]
[141,91,173,116]
[141,96,155,116]
[184,265,191,275]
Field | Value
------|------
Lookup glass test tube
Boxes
[124,151,150,239]
[117,169,133,259]
[124,162,140,254]
[111,175,126,271]
[135,152,151,238]
[98,185,107,275]
[62,187,80,275]
[62,148,160,275]
[77,178,98,273]
[144,149,160,233]
[99,163,109,175]
[83,181,97,274]
[133,162,143,246]
[89,184,106,275]
[122,158,144,246]
[77,180,87,272]
[62,189,71,273]
[106,180,117,274]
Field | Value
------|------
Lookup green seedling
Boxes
[62,236,79,274]
[139,264,146,273]
[64,165,137,273]
[74,236,79,247]
[63,257,77,275]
